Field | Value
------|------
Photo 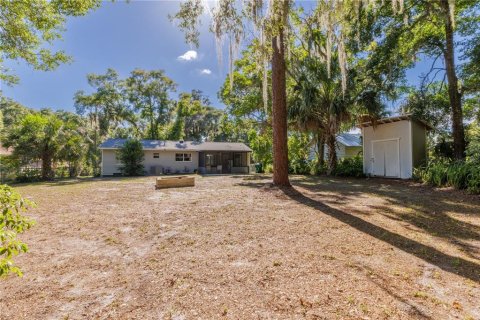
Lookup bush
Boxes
[414,159,480,194]
[289,158,311,175]
[0,185,35,277]
[333,156,364,178]
[446,161,470,189]
[309,158,327,175]
[118,139,145,176]
[15,168,42,183]
[467,166,480,194]
[264,163,273,173]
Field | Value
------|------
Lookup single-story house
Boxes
[309,133,363,161]
[360,114,432,179]
[99,139,253,176]
[324,133,363,160]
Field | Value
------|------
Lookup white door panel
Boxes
[384,140,399,177]
[372,139,400,178]
[372,141,385,176]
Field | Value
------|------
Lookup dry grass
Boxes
[1,175,479,319]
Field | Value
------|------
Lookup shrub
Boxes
[289,158,311,175]
[446,161,470,189]
[414,159,480,194]
[333,156,364,178]
[117,139,145,176]
[309,158,327,175]
[467,166,480,194]
[264,164,273,173]
[15,168,42,183]
[288,132,311,175]
[424,159,449,187]
[0,185,35,277]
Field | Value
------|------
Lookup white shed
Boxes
[360,115,432,179]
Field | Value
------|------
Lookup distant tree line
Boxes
[0,69,235,181]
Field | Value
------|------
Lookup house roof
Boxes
[337,133,362,147]
[99,139,252,152]
[359,114,433,130]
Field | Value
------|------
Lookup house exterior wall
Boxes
[101,149,199,176]
[344,146,362,158]
[143,150,199,174]
[101,149,121,176]
[324,144,345,160]
[411,121,427,168]
[362,120,413,179]
[323,144,362,160]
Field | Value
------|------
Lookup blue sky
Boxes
[2,1,227,111]
[1,1,434,113]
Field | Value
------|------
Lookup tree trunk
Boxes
[271,30,290,187]
[93,106,99,176]
[41,149,53,180]
[316,131,325,171]
[441,0,466,159]
[326,133,337,175]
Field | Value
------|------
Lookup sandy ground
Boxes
[0,175,479,319]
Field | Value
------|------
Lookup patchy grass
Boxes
[1,175,479,319]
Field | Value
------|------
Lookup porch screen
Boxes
[233,153,247,167]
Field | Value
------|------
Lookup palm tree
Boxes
[289,53,353,174]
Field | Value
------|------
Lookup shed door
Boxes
[372,140,399,178]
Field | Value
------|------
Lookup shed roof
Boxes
[359,114,433,130]
[99,139,252,152]
[337,133,362,147]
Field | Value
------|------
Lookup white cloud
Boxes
[199,68,212,75]
[177,50,198,61]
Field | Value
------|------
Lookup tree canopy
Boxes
[0,0,101,85]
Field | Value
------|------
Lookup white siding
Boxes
[362,120,413,179]
[101,149,199,176]
[143,150,199,174]
[101,150,122,175]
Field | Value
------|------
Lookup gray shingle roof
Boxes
[99,139,252,152]
[337,133,362,147]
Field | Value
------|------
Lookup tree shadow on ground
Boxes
[236,177,480,283]
[294,176,480,260]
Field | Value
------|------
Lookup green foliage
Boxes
[466,122,480,163]
[168,91,224,141]
[0,156,19,183]
[118,139,145,176]
[247,128,273,169]
[4,112,63,179]
[333,156,364,178]
[125,69,177,140]
[0,185,35,277]
[414,159,480,194]
[0,0,100,84]
[3,110,86,180]
[288,133,310,175]
[402,85,451,135]
[15,168,42,183]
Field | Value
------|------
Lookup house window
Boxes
[153,153,159,159]
[175,153,192,162]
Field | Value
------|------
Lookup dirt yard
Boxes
[1,175,479,319]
